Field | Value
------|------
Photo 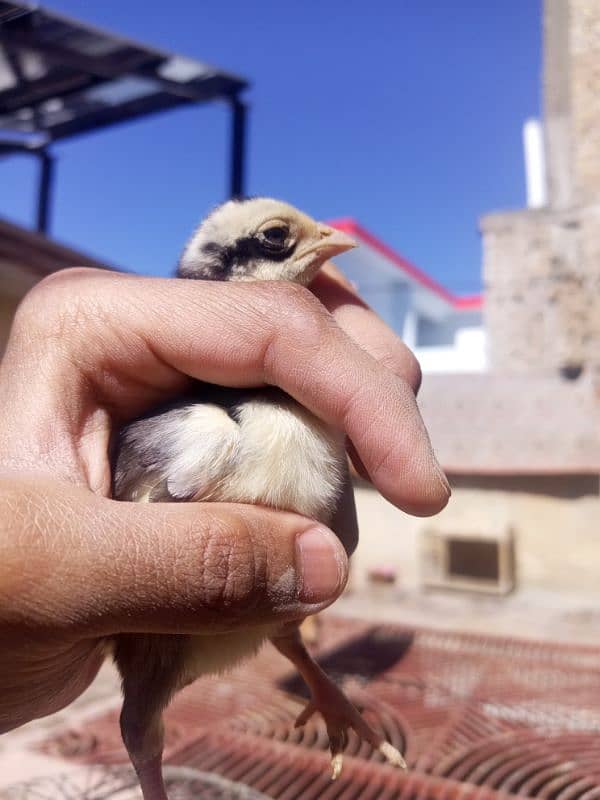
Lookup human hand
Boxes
[0,266,449,732]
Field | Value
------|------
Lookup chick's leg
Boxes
[115,634,187,800]
[120,693,168,800]
[271,628,406,779]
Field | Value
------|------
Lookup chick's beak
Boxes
[293,224,358,284]
[313,225,358,257]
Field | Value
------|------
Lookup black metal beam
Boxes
[0,28,246,105]
[0,137,54,233]
[0,65,102,116]
[36,148,53,234]
[1,72,247,142]
[45,90,185,141]
[229,96,247,199]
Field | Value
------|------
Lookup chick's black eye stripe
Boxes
[201,236,296,274]
[199,241,232,278]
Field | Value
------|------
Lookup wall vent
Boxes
[421,527,515,594]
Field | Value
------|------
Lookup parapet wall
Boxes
[481,204,600,377]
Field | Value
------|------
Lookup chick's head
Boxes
[178,197,356,284]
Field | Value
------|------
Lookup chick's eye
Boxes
[261,226,288,246]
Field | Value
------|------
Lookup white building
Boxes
[330,218,486,373]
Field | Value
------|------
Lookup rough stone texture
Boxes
[544,0,573,207]
[570,0,600,205]
[481,206,600,375]
[545,0,600,207]
[483,1,600,377]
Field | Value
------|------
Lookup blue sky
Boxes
[0,1,541,294]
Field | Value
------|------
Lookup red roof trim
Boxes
[329,217,483,311]
[453,295,483,311]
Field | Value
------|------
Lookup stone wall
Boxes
[482,0,600,377]
[545,0,600,208]
[481,205,600,376]
[570,0,600,205]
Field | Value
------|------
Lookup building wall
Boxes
[570,0,600,205]
[362,282,414,341]
[414,328,487,374]
[349,0,600,608]
[482,207,589,375]
[416,310,482,347]
[545,0,600,208]
[414,309,487,373]
[351,477,600,597]
[355,275,486,374]
[483,0,600,377]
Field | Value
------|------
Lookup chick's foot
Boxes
[271,629,406,779]
[293,675,406,778]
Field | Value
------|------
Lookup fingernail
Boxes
[296,527,347,603]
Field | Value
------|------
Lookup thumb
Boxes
[1,477,348,637]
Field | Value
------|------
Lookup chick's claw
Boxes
[293,684,407,779]
[331,752,344,781]
[380,740,408,769]
[294,700,317,728]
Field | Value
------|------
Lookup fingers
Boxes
[0,477,349,637]
[3,268,449,515]
[310,263,425,487]
[311,263,422,394]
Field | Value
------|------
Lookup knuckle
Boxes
[12,268,105,343]
[376,341,421,394]
[271,281,324,317]
[32,266,104,291]
[197,511,266,612]
[259,283,334,379]
[15,269,82,327]
[376,341,422,394]
[21,267,103,308]
[277,282,333,338]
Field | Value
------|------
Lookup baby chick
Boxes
[112,198,406,800]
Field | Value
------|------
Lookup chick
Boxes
[112,198,406,800]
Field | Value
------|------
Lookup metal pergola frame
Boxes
[0,138,53,232]
[0,1,249,234]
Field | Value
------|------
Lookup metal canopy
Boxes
[0,1,249,232]
[0,1,247,140]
